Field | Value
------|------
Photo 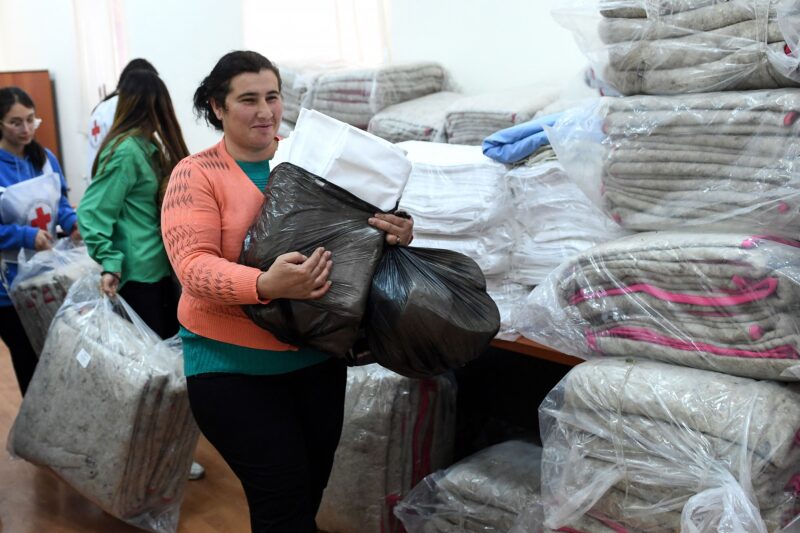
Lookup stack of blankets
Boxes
[397,141,515,278]
[516,231,800,381]
[367,91,463,143]
[8,244,101,354]
[316,365,456,533]
[8,277,200,533]
[278,61,350,123]
[575,0,800,95]
[444,87,558,145]
[279,62,447,129]
[506,152,630,286]
[539,358,800,532]
[395,440,543,532]
[550,89,800,236]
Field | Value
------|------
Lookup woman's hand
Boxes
[70,225,82,243]
[256,247,332,300]
[100,271,121,297]
[368,213,414,246]
[34,229,54,251]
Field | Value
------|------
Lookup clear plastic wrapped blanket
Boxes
[316,365,456,533]
[397,141,515,277]
[444,87,558,145]
[7,238,101,354]
[7,274,200,533]
[538,358,800,532]
[547,89,800,236]
[279,62,447,128]
[506,151,630,286]
[515,231,800,381]
[367,91,464,143]
[395,440,544,533]
[554,0,800,95]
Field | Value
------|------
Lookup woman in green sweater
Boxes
[78,69,189,339]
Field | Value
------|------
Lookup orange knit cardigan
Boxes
[161,139,292,350]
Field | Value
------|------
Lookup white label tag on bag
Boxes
[76,348,91,368]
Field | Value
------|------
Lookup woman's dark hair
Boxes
[92,70,190,208]
[0,87,47,170]
[97,58,159,106]
[193,50,282,131]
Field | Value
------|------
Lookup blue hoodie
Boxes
[0,147,77,306]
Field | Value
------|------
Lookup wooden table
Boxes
[490,337,582,367]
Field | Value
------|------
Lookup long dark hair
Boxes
[92,70,189,207]
[96,58,159,108]
[0,87,47,170]
[193,50,282,131]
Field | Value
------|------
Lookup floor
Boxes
[0,341,251,532]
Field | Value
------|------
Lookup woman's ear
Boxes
[210,98,224,121]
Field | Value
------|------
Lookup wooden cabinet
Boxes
[0,70,61,162]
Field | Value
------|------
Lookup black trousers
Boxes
[186,358,347,533]
[0,305,37,396]
[119,276,179,339]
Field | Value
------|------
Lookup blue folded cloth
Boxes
[482,112,563,164]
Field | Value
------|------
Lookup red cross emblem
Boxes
[31,207,52,230]
[91,120,101,140]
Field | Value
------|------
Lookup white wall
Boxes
[121,0,244,154]
[0,0,86,202]
[1,0,585,203]
[388,0,586,94]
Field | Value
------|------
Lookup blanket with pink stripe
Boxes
[516,231,800,380]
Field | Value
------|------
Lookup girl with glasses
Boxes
[0,86,80,396]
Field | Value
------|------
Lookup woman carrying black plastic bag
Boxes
[161,50,413,533]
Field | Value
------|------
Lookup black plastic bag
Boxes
[365,246,500,377]
[239,163,385,357]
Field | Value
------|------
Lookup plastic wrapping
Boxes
[485,277,532,342]
[506,153,630,286]
[7,238,101,354]
[444,86,559,145]
[367,91,464,143]
[553,0,800,95]
[397,141,516,277]
[547,90,800,236]
[316,365,457,533]
[395,440,544,533]
[287,108,412,211]
[7,274,200,533]
[278,60,352,123]
[240,162,385,357]
[279,62,447,129]
[514,231,800,381]
[365,246,500,378]
[538,358,800,532]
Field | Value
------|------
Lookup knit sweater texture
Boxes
[161,139,326,355]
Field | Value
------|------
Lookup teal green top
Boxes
[181,158,330,377]
[78,135,170,286]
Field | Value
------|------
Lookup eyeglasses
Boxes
[1,117,43,132]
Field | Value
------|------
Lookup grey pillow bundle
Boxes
[517,231,800,380]
[8,243,101,354]
[7,276,199,533]
[316,365,456,533]
[539,358,800,532]
[590,0,800,94]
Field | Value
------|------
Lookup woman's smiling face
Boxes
[212,69,283,161]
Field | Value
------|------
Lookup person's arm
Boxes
[77,145,135,275]
[0,223,39,251]
[45,151,78,235]
[161,158,332,305]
